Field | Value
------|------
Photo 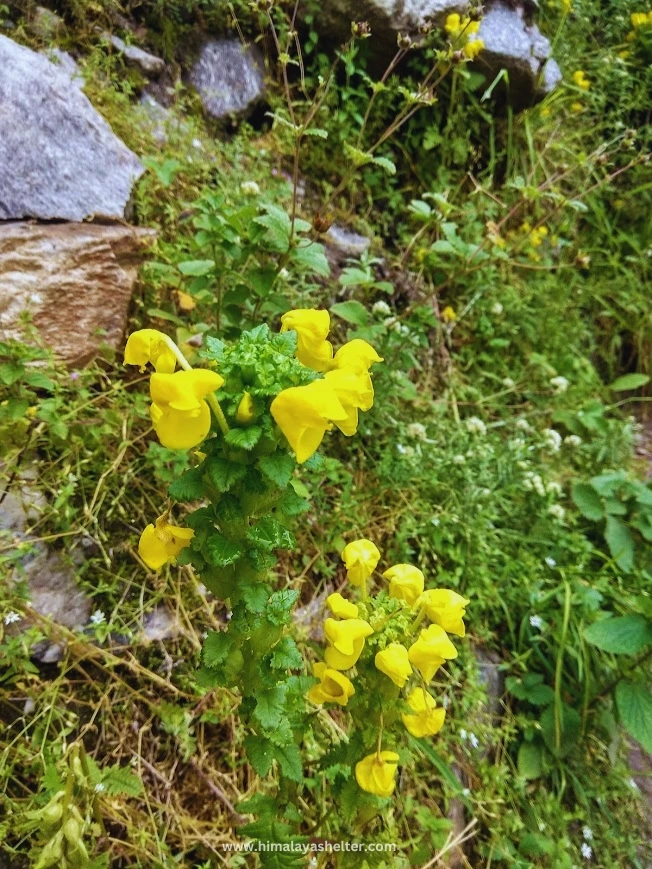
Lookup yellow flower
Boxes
[270,379,347,464]
[375,643,412,687]
[124,329,177,374]
[444,12,461,34]
[324,368,374,436]
[149,369,225,450]
[570,101,584,113]
[402,688,446,738]
[326,592,359,620]
[177,290,196,311]
[408,624,458,681]
[324,617,373,669]
[463,38,484,59]
[306,662,355,706]
[281,308,333,372]
[341,539,381,586]
[325,637,365,670]
[236,392,255,424]
[631,11,649,26]
[138,514,194,570]
[355,751,400,797]
[441,305,456,323]
[418,589,470,637]
[330,339,383,374]
[572,70,590,90]
[383,564,425,605]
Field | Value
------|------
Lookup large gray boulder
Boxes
[188,39,265,120]
[0,34,144,221]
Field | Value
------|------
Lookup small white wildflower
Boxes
[543,428,562,452]
[581,843,593,860]
[478,487,491,498]
[465,416,487,435]
[628,777,639,790]
[278,267,290,280]
[431,517,441,527]
[383,316,398,329]
[397,444,408,455]
[4,611,21,625]
[452,454,466,465]
[508,437,526,450]
[240,180,261,196]
[502,377,516,389]
[550,375,569,393]
[565,435,582,448]
[468,733,480,749]
[491,302,504,315]
[407,422,427,441]
[548,504,566,521]
[192,138,202,149]
[462,787,471,797]
[516,418,532,433]
[545,557,557,568]
[530,615,543,630]
[90,609,106,626]
[399,323,410,337]
[546,481,563,497]
[523,472,546,497]
[441,695,450,708]
[460,728,468,740]
[582,827,593,841]
[94,782,106,793]
[372,300,391,317]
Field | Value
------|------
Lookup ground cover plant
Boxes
[1,0,651,867]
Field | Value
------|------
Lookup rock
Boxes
[0,222,156,367]
[140,606,181,642]
[474,646,505,725]
[108,34,166,77]
[42,47,83,88]
[0,34,144,221]
[139,94,172,144]
[31,6,64,40]
[325,225,372,258]
[188,39,265,120]
[476,3,562,106]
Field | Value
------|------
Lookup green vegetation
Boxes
[1,1,651,867]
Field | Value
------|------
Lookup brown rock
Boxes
[0,221,155,367]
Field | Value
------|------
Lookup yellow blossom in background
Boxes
[149,369,225,450]
[529,225,548,248]
[402,688,446,738]
[571,101,584,113]
[445,13,480,40]
[138,514,194,570]
[355,751,400,797]
[408,623,458,681]
[324,368,374,436]
[176,290,196,312]
[270,379,347,464]
[306,662,355,706]
[280,308,333,372]
[383,563,425,605]
[418,589,470,637]
[124,329,177,374]
[235,391,255,424]
[463,38,484,59]
[442,305,456,323]
[331,339,383,374]
[630,11,652,26]
[326,592,359,620]
[572,70,590,90]
[375,643,413,687]
[341,538,381,585]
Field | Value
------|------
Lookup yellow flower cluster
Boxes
[571,70,590,91]
[444,12,484,58]
[271,310,382,463]
[631,10,652,27]
[307,538,469,798]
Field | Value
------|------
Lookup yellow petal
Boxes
[150,400,212,450]
[270,380,347,464]
[383,564,425,605]
[236,392,256,424]
[341,538,380,586]
[138,515,194,571]
[331,339,383,374]
[355,751,400,797]
[177,290,197,311]
[124,329,177,374]
[150,369,224,413]
[281,308,333,372]
[326,592,359,620]
[375,643,412,688]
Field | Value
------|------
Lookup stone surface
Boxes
[140,606,181,642]
[326,225,372,257]
[188,39,265,119]
[108,34,166,76]
[0,34,144,221]
[139,94,172,144]
[0,222,155,367]
[43,47,83,88]
[31,5,64,40]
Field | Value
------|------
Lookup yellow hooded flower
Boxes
[326,592,359,620]
[408,624,458,682]
[306,662,355,706]
[324,368,374,436]
[375,643,412,688]
[355,751,400,797]
[341,539,381,586]
[402,688,446,738]
[235,391,255,424]
[124,329,178,374]
[463,38,484,59]
[270,379,347,464]
[383,564,425,605]
[138,514,194,570]
[281,308,333,372]
[331,339,383,374]
[324,617,373,670]
[149,369,225,450]
[418,589,470,637]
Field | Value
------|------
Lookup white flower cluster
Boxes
[465,416,487,435]
[459,728,480,749]
[543,429,563,452]
[550,375,570,393]
[372,300,392,317]
[240,180,261,196]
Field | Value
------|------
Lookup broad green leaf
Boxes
[205,457,247,492]
[244,734,275,777]
[330,300,370,326]
[372,155,397,175]
[267,589,300,626]
[225,426,262,451]
[583,614,652,655]
[517,742,544,780]
[178,259,216,277]
[604,515,635,572]
[274,742,302,781]
[270,637,304,670]
[204,533,242,568]
[168,467,205,502]
[290,242,330,277]
[247,518,295,551]
[258,453,296,488]
[254,684,288,729]
[616,680,652,752]
[202,631,232,668]
[540,703,580,758]
[608,373,650,391]
[571,482,604,521]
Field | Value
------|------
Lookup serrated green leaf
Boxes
[517,741,544,780]
[168,467,205,502]
[101,765,144,797]
[267,589,300,626]
[247,518,295,551]
[202,631,232,668]
[571,482,604,521]
[205,457,247,492]
[254,684,288,729]
[258,453,296,488]
[274,742,302,781]
[371,155,396,175]
[204,533,243,568]
[604,515,635,572]
[225,426,262,450]
[583,614,652,655]
[244,734,275,777]
[330,300,370,326]
[242,583,270,613]
[270,637,304,670]
[608,373,650,391]
[178,259,215,276]
[290,242,330,277]
[616,680,652,752]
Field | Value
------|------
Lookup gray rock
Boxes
[0,34,144,221]
[43,48,83,88]
[108,34,165,77]
[139,94,171,144]
[188,39,265,119]
[326,225,372,257]
[31,6,64,40]
[141,606,181,642]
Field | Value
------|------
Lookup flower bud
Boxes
[63,816,83,847]
[397,33,413,49]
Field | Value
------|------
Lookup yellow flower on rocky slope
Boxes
[124,329,177,374]
[355,751,400,797]
[326,592,359,620]
[323,617,373,670]
[375,643,413,688]
[341,538,381,586]
[138,514,194,570]
[383,564,425,605]
[324,367,374,436]
[281,308,333,372]
[270,379,347,464]
[306,662,355,706]
[408,624,458,681]
[149,369,225,450]
[401,688,446,738]
[417,589,470,637]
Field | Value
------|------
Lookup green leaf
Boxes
[583,614,652,655]
[517,742,544,780]
[290,242,330,277]
[267,589,300,626]
[254,204,292,252]
[254,684,288,729]
[168,467,205,502]
[274,742,302,781]
[616,680,652,752]
[371,155,397,175]
[23,371,55,391]
[244,734,275,777]
[540,703,580,758]
[225,426,262,451]
[258,453,296,488]
[330,300,370,326]
[205,457,247,492]
[178,259,215,276]
[247,518,295,551]
[571,482,604,521]
[100,765,144,797]
[204,533,243,568]
[604,515,635,572]
[608,373,650,391]
[506,673,554,706]
[242,583,270,613]
[270,637,304,670]
[202,631,232,668]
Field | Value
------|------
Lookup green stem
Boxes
[554,580,572,754]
